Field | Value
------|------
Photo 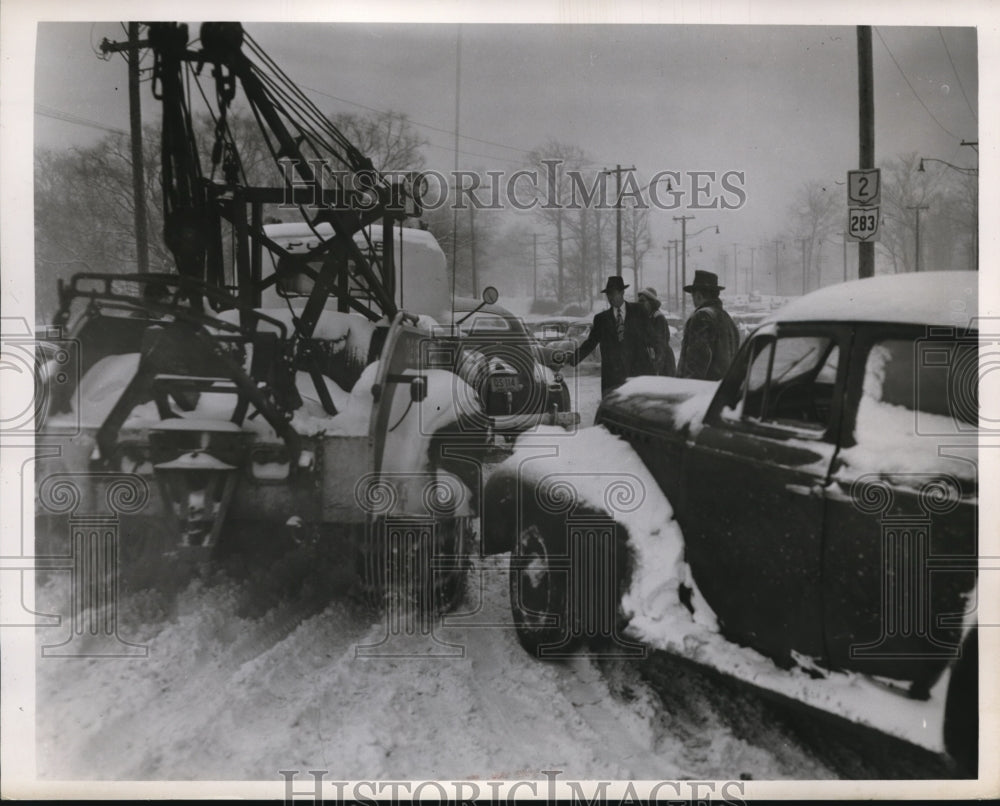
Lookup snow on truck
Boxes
[35,23,575,611]
[482,271,980,775]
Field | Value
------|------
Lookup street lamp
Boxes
[918,156,979,269]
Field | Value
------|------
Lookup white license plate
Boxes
[490,376,522,392]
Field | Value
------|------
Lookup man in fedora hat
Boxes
[677,270,740,381]
[569,275,654,395]
[637,286,676,377]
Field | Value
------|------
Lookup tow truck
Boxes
[35,22,517,610]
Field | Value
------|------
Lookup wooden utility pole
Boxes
[772,240,782,296]
[800,238,808,294]
[101,23,149,273]
[858,26,875,278]
[907,204,930,272]
[468,203,478,297]
[532,232,538,299]
[451,25,461,305]
[673,216,694,317]
[668,239,681,312]
[603,164,635,279]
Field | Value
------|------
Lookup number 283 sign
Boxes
[847,206,880,242]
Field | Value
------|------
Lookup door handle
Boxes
[785,482,825,498]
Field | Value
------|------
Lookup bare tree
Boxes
[622,199,652,290]
[329,110,428,173]
[526,140,591,303]
[782,179,839,294]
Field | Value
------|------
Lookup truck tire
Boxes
[508,500,582,657]
[358,514,470,615]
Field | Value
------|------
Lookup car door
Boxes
[821,325,978,688]
[682,324,847,665]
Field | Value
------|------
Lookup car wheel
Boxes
[508,515,582,657]
[358,515,470,615]
[430,515,471,613]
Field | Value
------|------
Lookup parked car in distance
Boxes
[528,315,600,368]
[481,271,979,774]
[441,298,579,436]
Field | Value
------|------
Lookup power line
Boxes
[937,27,977,124]
[873,27,962,141]
[35,103,127,136]
[298,83,537,159]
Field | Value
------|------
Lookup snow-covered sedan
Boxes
[481,271,980,774]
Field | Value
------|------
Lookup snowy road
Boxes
[32,367,937,784]
[35,552,838,782]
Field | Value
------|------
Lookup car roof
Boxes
[766,270,978,329]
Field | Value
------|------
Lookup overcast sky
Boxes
[19,5,991,295]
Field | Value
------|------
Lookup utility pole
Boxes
[749,246,756,297]
[800,238,808,295]
[100,23,149,273]
[674,215,694,316]
[603,164,636,279]
[666,244,674,311]
[842,231,848,281]
[858,25,875,279]
[532,232,538,299]
[594,206,603,307]
[907,204,930,272]
[668,239,681,312]
[732,243,739,293]
[468,203,478,297]
[451,25,462,305]
[772,240,782,297]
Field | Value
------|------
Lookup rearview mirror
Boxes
[482,286,499,305]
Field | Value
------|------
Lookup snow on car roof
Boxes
[767,270,978,329]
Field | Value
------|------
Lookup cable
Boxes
[299,82,535,157]
[937,28,977,124]
[874,27,962,141]
[34,104,128,136]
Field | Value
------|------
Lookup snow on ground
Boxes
[33,548,835,782]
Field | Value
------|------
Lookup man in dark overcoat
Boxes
[570,276,654,395]
[677,270,741,381]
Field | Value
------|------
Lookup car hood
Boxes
[597,376,719,435]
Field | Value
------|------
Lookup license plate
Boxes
[490,376,522,393]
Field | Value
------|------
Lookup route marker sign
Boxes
[847,206,881,242]
[848,168,881,206]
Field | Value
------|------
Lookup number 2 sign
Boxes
[848,169,881,206]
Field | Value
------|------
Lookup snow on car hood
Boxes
[600,376,719,436]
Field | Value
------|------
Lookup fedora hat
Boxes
[683,270,725,293]
[637,286,662,310]
[601,275,629,293]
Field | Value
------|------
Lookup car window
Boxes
[855,337,978,442]
[724,334,838,432]
[457,313,515,335]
